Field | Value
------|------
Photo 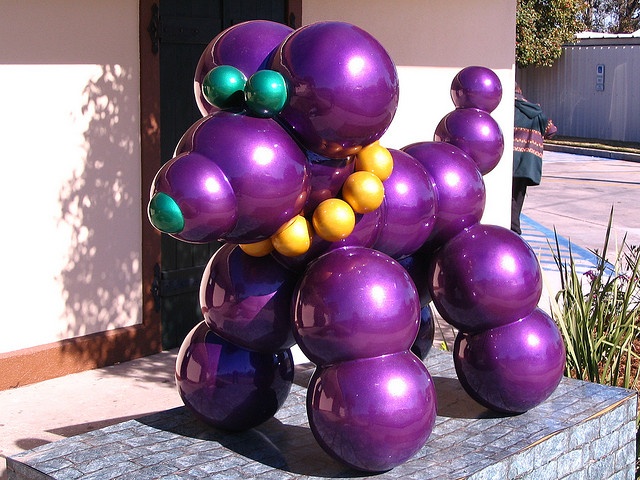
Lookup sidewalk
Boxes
[2,150,638,479]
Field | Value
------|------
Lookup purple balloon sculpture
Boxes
[372,149,437,259]
[434,108,505,175]
[200,243,299,353]
[176,321,294,431]
[194,20,294,116]
[292,246,420,366]
[307,351,437,472]
[450,66,502,113]
[428,224,543,333]
[184,111,310,243]
[269,21,399,158]
[454,308,566,413]
[402,142,485,249]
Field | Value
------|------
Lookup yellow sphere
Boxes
[271,215,312,257]
[355,142,394,181]
[312,198,356,242]
[239,238,274,257]
[342,171,385,214]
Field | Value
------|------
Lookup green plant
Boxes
[548,208,640,391]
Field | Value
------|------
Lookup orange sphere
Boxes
[355,142,394,181]
[271,215,312,257]
[239,238,274,257]
[342,171,385,214]
[312,198,356,242]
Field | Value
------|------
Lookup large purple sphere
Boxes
[150,151,237,243]
[454,308,566,413]
[429,224,543,333]
[269,21,399,158]
[188,111,309,243]
[307,351,437,472]
[402,142,485,248]
[292,247,420,366]
[200,243,298,353]
[450,66,502,113]
[176,321,294,431]
[194,20,294,116]
[372,149,437,259]
[434,108,504,175]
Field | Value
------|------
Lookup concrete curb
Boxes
[545,143,640,163]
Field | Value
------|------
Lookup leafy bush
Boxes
[548,209,640,390]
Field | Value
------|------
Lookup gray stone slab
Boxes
[7,350,637,479]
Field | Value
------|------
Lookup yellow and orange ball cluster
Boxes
[239,141,393,257]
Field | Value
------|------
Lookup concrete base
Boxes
[7,350,637,479]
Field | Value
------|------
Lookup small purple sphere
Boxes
[176,321,294,431]
[402,142,485,248]
[150,151,237,243]
[269,21,399,158]
[372,149,437,259]
[200,243,298,353]
[434,108,505,175]
[303,152,355,215]
[307,351,437,472]
[194,20,294,116]
[428,224,543,333]
[411,304,436,360]
[450,66,502,113]
[292,247,420,366]
[454,308,566,413]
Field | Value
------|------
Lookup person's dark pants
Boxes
[511,177,528,235]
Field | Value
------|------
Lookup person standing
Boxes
[511,84,557,234]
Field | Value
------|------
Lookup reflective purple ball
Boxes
[454,308,566,413]
[151,151,237,243]
[303,152,355,215]
[269,21,399,159]
[434,108,504,175]
[402,142,485,248]
[292,247,420,366]
[188,111,309,243]
[308,351,437,472]
[450,66,502,113]
[429,224,543,333]
[372,149,437,259]
[398,247,433,307]
[194,20,294,116]
[176,321,294,431]
[200,243,298,353]
[411,304,436,361]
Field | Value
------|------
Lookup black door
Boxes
[157,0,288,349]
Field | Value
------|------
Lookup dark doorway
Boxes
[155,0,290,349]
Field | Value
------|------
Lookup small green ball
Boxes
[244,70,288,118]
[202,65,247,110]
[148,192,184,233]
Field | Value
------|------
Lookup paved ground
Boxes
[1,149,639,479]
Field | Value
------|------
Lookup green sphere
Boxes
[202,65,247,110]
[148,192,184,233]
[244,70,288,118]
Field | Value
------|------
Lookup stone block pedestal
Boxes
[8,350,637,479]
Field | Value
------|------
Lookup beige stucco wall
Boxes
[0,0,142,352]
[301,0,517,227]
